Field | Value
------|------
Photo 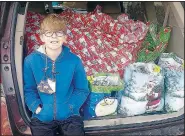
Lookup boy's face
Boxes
[40,30,67,50]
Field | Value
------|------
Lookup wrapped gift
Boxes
[137,23,171,62]
[25,6,148,77]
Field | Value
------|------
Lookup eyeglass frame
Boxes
[41,30,66,37]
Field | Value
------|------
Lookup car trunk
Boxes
[1,1,184,135]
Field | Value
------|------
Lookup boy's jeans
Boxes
[30,115,85,136]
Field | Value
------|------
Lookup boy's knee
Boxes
[60,116,85,136]
[59,124,85,136]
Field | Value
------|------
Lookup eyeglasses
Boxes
[44,31,65,37]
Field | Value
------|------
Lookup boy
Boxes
[24,14,89,136]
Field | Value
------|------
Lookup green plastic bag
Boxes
[137,23,171,62]
[87,73,123,93]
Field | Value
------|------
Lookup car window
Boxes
[0,2,9,38]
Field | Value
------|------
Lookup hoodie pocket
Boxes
[38,104,52,115]
[68,103,81,116]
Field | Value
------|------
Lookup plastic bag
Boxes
[87,73,123,93]
[83,92,118,119]
[158,53,184,112]
[118,96,148,117]
[118,62,165,116]
[83,73,123,119]
[165,95,184,112]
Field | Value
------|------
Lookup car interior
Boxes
[11,1,184,133]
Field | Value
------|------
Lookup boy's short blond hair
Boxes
[40,14,67,35]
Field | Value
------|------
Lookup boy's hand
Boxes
[35,106,42,114]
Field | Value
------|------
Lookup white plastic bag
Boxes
[165,94,184,112]
[118,96,148,116]
[158,53,184,112]
[118,62,165,116]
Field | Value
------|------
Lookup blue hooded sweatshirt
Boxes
[23,45,89,122]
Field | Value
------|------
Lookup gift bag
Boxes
[158,53,184,112]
